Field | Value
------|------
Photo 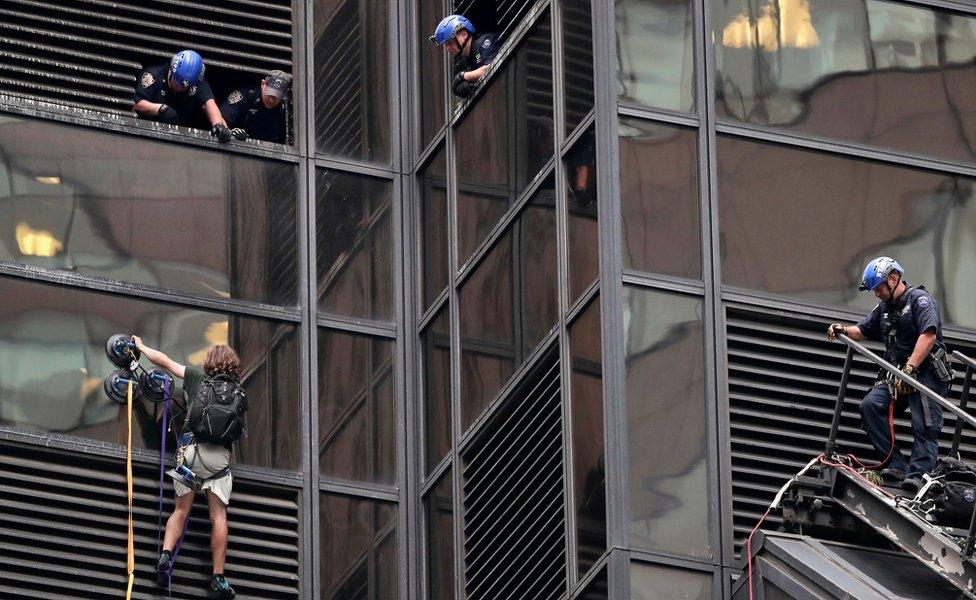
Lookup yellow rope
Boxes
[125,380,135,599]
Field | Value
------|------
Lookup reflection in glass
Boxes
[456,15,554,264]
[317,171,393,322]
[717,136,976,329]
[624,287,710,557]
[567,127,599,303]
[616,0,696,112]
[320,493,397,600]
[569,298,606,576]
[422,309,451,475]
[714,0,976,164]
[459,182,558,430]
[425,471,454,600]
[562,0,594,135]
[421,146,449,310]
[0,114,298,306]
[318,329,395,484]
[630,562,711,599]
[314,0,391,163]
[419,0,447,150]
[0,275,300,470]
[619,118,701,280]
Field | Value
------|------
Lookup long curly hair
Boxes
[203,345,242,379]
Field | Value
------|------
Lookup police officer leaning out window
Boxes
[827,257,954,494]
[430,15,500,98]
[133,50,233,144]
[219,70,292,144]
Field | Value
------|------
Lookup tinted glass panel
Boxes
[619,118,701,279]
[318,329,395,484]
[314,0,391,163]
[421,146,449,310]
[0,115,298,306]
[569,298,606,576]
[567,127,599,303]
[630,562,711,599]
[317,171,393,322]
[456,16,554,264]
[562,0,595,135]
[0,275,300,470]
[425,471,454,600]
[422,308,451,475]
[717,136,976,329]
[616,0,696,112]
[419,0,447,150]
[459,182,558,430]
[320,494,397,600]
[714,0,976,165]
[624,287,709,557]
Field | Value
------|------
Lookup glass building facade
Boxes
[2,0,976,598]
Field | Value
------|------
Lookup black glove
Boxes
[573,187,593,205]
[826,323,846,342]
[157,104,179,124]
[230,127,248,141]
[211,123,232,144]
[452,72,475,98]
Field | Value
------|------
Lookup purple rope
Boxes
[156,379,170,556]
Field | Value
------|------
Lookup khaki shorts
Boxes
[172,443,233,505]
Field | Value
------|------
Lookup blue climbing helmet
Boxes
[430,14,475,45]
[858,256,904,291]
[168,50,205,91]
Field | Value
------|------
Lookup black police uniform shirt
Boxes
[856,283,946,371]
[133,64,215,128]
[452,32,500,97]
[219,86,286,144]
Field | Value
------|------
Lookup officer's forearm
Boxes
[466,65,490,82]
[907,330,937,369]
[204,99,227,128]
[843,325,866,341]
[133,99,163,117]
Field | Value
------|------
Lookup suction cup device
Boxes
[103,369,143,404]
[105,334,141,371]
[166,464,196,487]
[139,368,174,403]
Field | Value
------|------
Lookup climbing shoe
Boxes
[155,550,173,586]
[208,573,236,599]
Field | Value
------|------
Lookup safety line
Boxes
[125,380,135,600]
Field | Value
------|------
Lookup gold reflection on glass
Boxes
[15,222,63,257]
[722,0,820,51]
[34,175,61,185]
[187,320,229,365]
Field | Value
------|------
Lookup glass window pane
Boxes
[717,136,976,329]
[318,329,395,484]
[456,15,554,264]
[567,127,599,303]
[624,287,710,557]
[569,298,606,577]
[616,0,696,113]
[630,562,711,599]
[317,171,394,322]
[314,0,391,163]
[320,493,397,600]
[0,114,298,306]
[422,308,451,475]
[425,470,454,600]
[619,118,701,280]
[421,146,449,310]
[419,0,447,150]
[0,275,300,470]
[562,0,594,135]
[459,182,558,430]
[714,0,976,165]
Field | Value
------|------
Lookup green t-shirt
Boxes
[182,365,206,407]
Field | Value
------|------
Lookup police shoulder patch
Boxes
[482,37,491,49]
[917,297,930,308]
[228,90,243,104]
[141,72,155,88]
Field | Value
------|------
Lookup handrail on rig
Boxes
[824,335,976,556]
